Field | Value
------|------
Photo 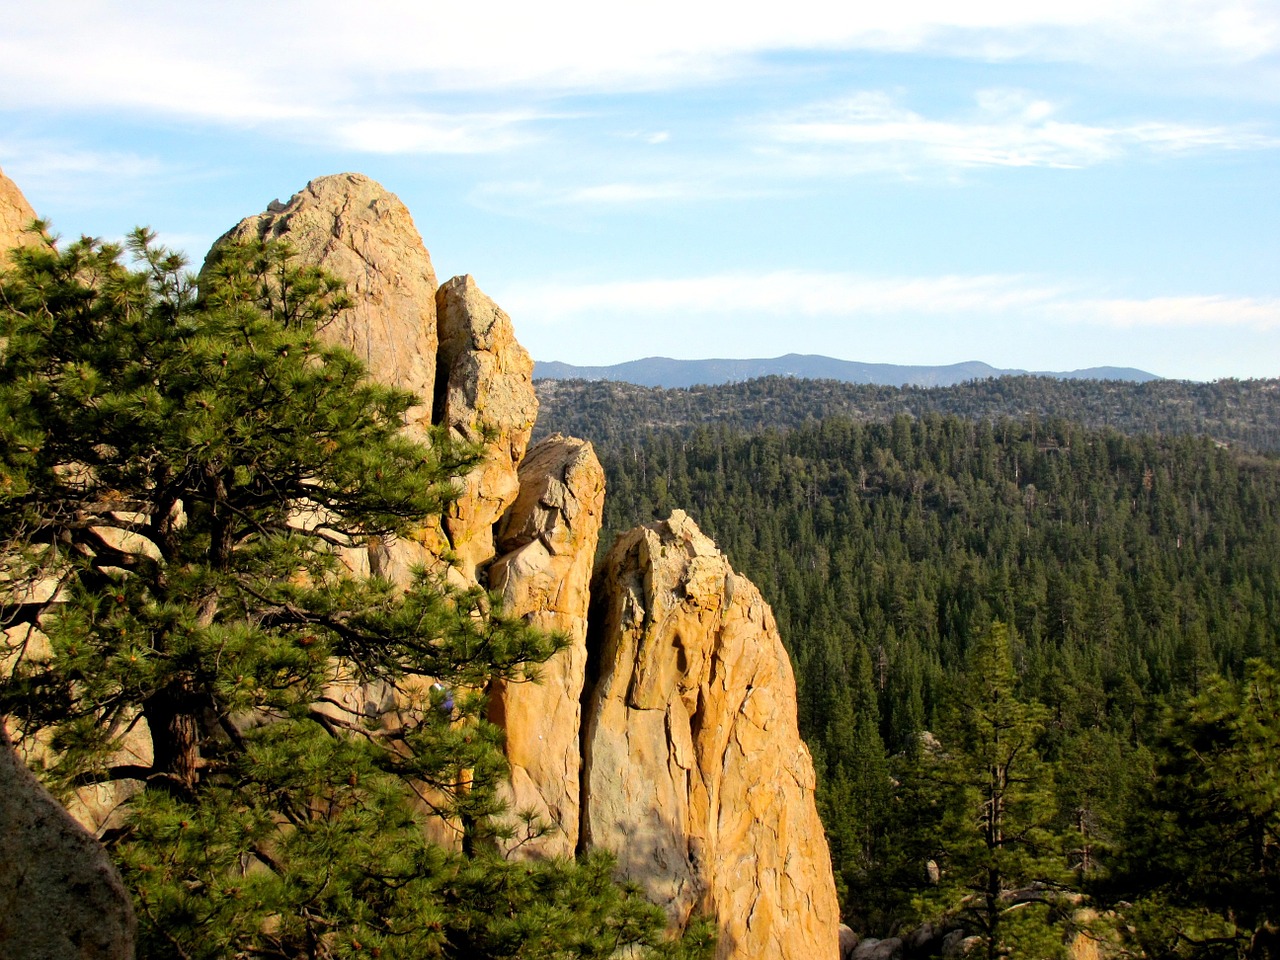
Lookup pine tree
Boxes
[922,623,1073,960]
[0,229,707,959]
[1115,660,1280,960]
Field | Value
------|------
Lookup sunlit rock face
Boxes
[488,434,605,858]
[210,172,440,436]
[435,274,539,583]
[0,166,41,267]
[581,510,841,960]
[0,728,136,960]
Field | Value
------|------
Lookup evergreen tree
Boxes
[1115,661,1280,960]
[922,623,1072,960]
[0,229,706,959]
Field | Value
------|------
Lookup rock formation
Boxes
[2,168,842,959]
[582,510,840,960]
[0,728,136,960]
[488,435,605,857]
[435,274,539,582]
[0,165,41,266]
[209,172,440,436]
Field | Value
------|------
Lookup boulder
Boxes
[488,435,606,858]
[840,924,860,959]
[581,510,840,960]
[0,728,136,960]
[904,922,942,957]
[941,931,981,957]
[208,172,439,436]
[856,937,903,960]
[0,165,40,266]
[435,274,538,581]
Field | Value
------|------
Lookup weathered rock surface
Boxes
[209,172,439,435]
[581,510,840,960]
[0,166,40,266]
[488,435,605,858]
[435,274,538,581]
[0,727,136,960]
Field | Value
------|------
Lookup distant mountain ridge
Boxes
[533,354,1159,388]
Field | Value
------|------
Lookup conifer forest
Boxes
[540,379,1280,958]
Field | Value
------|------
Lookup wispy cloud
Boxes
[2,1,1276,130]
[328,111,545,154]
[0,141,168,198]
[759,90,1280,172]
[1068,295,1280,330]
[505,269,1280,333]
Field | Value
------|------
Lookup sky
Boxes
[2,1,1278,381]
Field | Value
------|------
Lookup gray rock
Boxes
[868,936,905,960]
[840,923,860,959]
[904,922,941,956]
[0,728,135,959]
[852,938,881,959]
[941,930,983,957]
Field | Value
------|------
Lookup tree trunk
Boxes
[144,682,201,798]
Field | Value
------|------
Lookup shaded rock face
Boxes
[209,172,440,436]
[0,728,136,960]
[0,166,40,266]
[435,274,538,582]
[488,435,605,858]
[581,510,841,960]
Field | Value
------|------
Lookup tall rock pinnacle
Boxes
[582,511,841,960]
[435,274,539,581]
[489,435,606,858]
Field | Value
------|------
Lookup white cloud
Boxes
[1068,295,1280,330]
[504,269,1280,333]
[760,90,1280,171]
[1,0,1276,129]
[505,270,1065,319]
[0,141,168,196]
[329,111,544,154]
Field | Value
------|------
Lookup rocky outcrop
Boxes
[435,275,538,582]
[209,172,440,436]
[581,510,840,960]
[0,728,136,960]
[0,166,40,266]
[3,167,842,959]
[488,435,605,858]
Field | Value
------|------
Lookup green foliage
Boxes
[920,623,1073,959]
[1113,661,1280,960]
[535,374,1280,455]
[0,229,711,959]
[560,388,1280,943]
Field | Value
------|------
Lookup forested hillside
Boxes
[535,375,1280,454]
[581,410,1280,955]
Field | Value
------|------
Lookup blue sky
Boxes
[2,1,1278,380]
